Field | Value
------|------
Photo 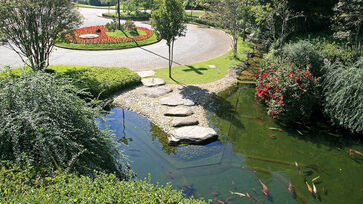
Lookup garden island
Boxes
[0,0,362,203]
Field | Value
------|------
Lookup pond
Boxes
[98,84,362,204]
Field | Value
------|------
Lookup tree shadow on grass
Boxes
[182,65,208,75]
[178,85,244,129]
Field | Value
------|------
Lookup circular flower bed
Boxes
[68,25,153,44]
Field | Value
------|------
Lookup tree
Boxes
[0,0,81,71]
[331,0,362,49]
[208,0,252,58]
[183,0,201,17]
[151,0,187,78]
[0,71,128,177]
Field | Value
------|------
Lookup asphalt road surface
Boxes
[0,8,232,71]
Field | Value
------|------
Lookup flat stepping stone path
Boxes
[141,86,172,98]
[208,65,216,69]
[160,94,195,106]
[171,117,199,127]
[164,107,194,117]
[141,78,165,87]
[137,70,156,78]
[168,126,218,144]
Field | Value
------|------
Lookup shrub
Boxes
[281,40,323,76]
[318,41,357,65]
[2,65,141,99]
[256,63,320,122]
[0,71,127,177]
[88,0,101,6]
[322,58,363,133]
[0,163,205,203]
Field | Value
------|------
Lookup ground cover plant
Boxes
[0,71,127,177]
[58,25,158,49]
[0,163,205,203]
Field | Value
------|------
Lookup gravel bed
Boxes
[113,70,238,134]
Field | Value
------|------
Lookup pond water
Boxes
[98,84,362,204]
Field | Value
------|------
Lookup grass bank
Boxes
[155,39,253,85]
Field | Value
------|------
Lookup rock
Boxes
[168,126,218,144]
[208,65,216,69]
[171,117,199,127]
[141,78,165,87]
[137,71,156,78]
[164,107,194,117]
[160,94,195,106]
[141,86,172,98]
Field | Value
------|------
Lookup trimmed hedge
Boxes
[102,11,151,21]
[2,65,141,99]
[0,163,206,203]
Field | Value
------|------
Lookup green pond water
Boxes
[99,84,362,204]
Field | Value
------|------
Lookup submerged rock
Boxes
[141,86,172,98]
[168,126,218,144]
[171,117,199,127]
[141,78,165,87]
[164,107,194,117]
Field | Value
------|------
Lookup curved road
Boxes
[0,8,232,71]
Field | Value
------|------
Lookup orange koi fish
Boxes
[214,198,225,204]
[247,193,251,198]
[226,196,234,201]
[230,191,246,197]
[288,182,293,192]
[258,179,269,192]
[306,182,313,193]
[232,180,235,185]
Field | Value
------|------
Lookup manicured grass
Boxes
[56,32,158,50]
[2,65,141,99]
[155,39,253,85]
[106,29,146,37]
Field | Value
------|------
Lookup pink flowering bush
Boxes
[256,63,320,121]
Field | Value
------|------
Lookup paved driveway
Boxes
[0,8,231,71]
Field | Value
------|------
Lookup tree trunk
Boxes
[168,43,172,78]
[233,36,238,58]
[117,0,121,30]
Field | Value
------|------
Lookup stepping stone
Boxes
[137,70,156,78]
[171,117,199,127]
[168,126,218,144]
[141,78,165,87]
[141,86,172,98]
[164,107,194,117]
[160,94,195,106]
[208,65,216,69]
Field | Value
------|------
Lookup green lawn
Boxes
[155,39,253,85]
[56,32,158,50]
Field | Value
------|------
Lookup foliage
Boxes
[151,0,187,78]
[256,63,320,122]
[322,58,363,133]
[0,71,128,177]
[0,163,205,203]
[281,40,323,76]
[103,11,151,20]
[0,0,81,71]
[331,0,362,47]
[88,0,101,6]
[207,0,252,58]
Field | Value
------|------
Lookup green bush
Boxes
[318,41,357,65]
[281,40,323,76]
[0,71,127,177]
[0,163,205,203]
[51,65,141,99]
[256,62,321,122]
[2,65,141,99]
[88,0,101,6]
[102,11,151,21]
[322,58,363,133]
